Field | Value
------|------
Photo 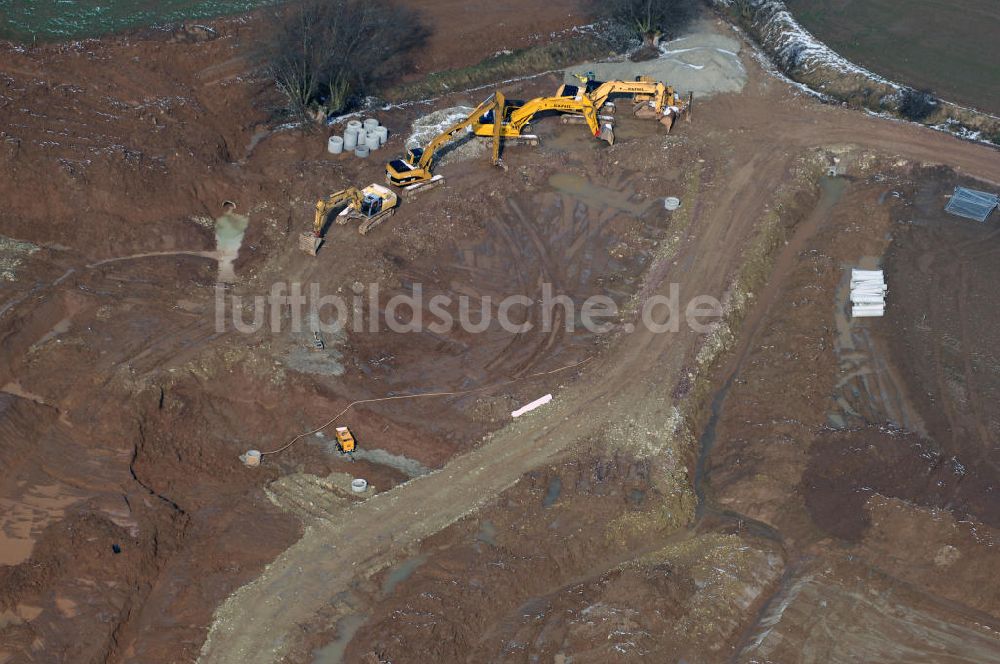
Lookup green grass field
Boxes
[786,0,1000,115]
[0,0,278,41]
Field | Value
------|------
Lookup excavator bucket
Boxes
[599,123,615,145]
[633,102,659,119]
[299,233,322,256]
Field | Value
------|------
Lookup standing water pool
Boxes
[214,210,247,283]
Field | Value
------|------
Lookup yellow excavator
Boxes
[558,73,690,131]
[471,94,615,145]
[385,92,505,192]
[299,183,399,255]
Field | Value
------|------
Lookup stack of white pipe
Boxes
[851,269,886,317]
[348,118,385,153]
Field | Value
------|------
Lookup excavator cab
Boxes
[386,146,432,187]
[559,72,603,99]
[341,184,398,235]
[478,108,498,124]
[359,192,382,217]
[573,71,601,89]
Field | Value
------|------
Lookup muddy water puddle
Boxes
[34,316,72,347]
[548,173,651,216]
[542,123,607,155]
[215,210,248,283]
[542,476,562,508]
[311,612,370,664]
[475,520,498,546]
[381,554,428,597]
[348,447,431,478]
[244,126,270,160]
[312,552,432,662]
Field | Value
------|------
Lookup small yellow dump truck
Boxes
[334,426,356,454]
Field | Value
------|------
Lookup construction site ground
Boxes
[1,8,999,664]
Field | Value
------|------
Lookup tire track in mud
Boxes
[956,261,994,464]
[200,166,757,664]
[922,255,965,452]
[479,198,563,379]
[502,198,566,377]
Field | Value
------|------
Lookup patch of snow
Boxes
[407,106,474,150]
[730,0,898,86]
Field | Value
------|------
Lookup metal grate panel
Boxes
[945,186,999,222]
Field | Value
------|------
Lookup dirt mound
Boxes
[804,426,999,541]
[338,452,781,663]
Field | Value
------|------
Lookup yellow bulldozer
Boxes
[299,183,399,255]
[558,73,690,131]
[385,92,505,193]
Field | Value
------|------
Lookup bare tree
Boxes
[593,0,700,48]
[264,0,428,122]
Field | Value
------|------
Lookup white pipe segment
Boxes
[511,393,553,418]
[852,304,885,317]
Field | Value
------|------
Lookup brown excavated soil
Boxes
[2,4,1000,664]
[702,163,1000,661]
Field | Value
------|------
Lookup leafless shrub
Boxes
[264,0,428,123]
[591,0,701,47]
[897,88,938,122]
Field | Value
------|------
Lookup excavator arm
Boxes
[386,92,505,189]
[492,91,504,166]
[561,75,688,129]
[506,96,592,133]
[299,187,362,256]
[474,95,614,144]
[313,188,362,237]
[416,92,505,172]
[588,80,668,111]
